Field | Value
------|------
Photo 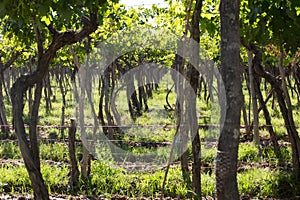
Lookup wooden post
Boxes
[68,118,79,193]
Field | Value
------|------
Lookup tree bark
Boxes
[11,79,50,200]
[68,118,79,193]
[186,0,203,198]
[216,0,242,199]
[98,77,107,134]
[0,77,10,135]
[0,52,22,135]
[44,74,52,113]
[278,50,300,178]
[29,81,43,173]
[58,71,67,138]
[248,51,260,145]
[241,101,251,137]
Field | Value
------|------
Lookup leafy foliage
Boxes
[241,0,300,53]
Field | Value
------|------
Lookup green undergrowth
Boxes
[238,168,298,199]
[238,143,292,163]
[0,142,83,162]
[0,160,298,199]
[0,142,21,159]
[0,139,296,199]
[0,163,69,194]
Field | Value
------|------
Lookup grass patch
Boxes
[238,143,260,162]
[0,164,69,194]
[238,168,298,199]
[0,142,21,159]
[0,159,299,199]
[40,143,69,162]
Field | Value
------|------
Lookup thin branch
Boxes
[32,15,44,57]
[190,0,202,42]
[185,0,194,34]
[69,45,81,70]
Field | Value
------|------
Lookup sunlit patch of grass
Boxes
[0,163,69,194]
[0,164,32,194]
[41,164,69,194]
[238,168,297,199]
[201,173,215,197]
[88,161,192,198]
[0,142,72,162]
[0,158,298,199]
[238,143,260,162]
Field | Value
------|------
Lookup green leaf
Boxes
[296,7,300,16]
[41,16,51,26]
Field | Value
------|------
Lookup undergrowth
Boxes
[0,160,298,199]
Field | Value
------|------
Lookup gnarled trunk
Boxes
[11,76,50,200]
[11,13,99,199]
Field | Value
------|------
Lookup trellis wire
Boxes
[0,124,299,128]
